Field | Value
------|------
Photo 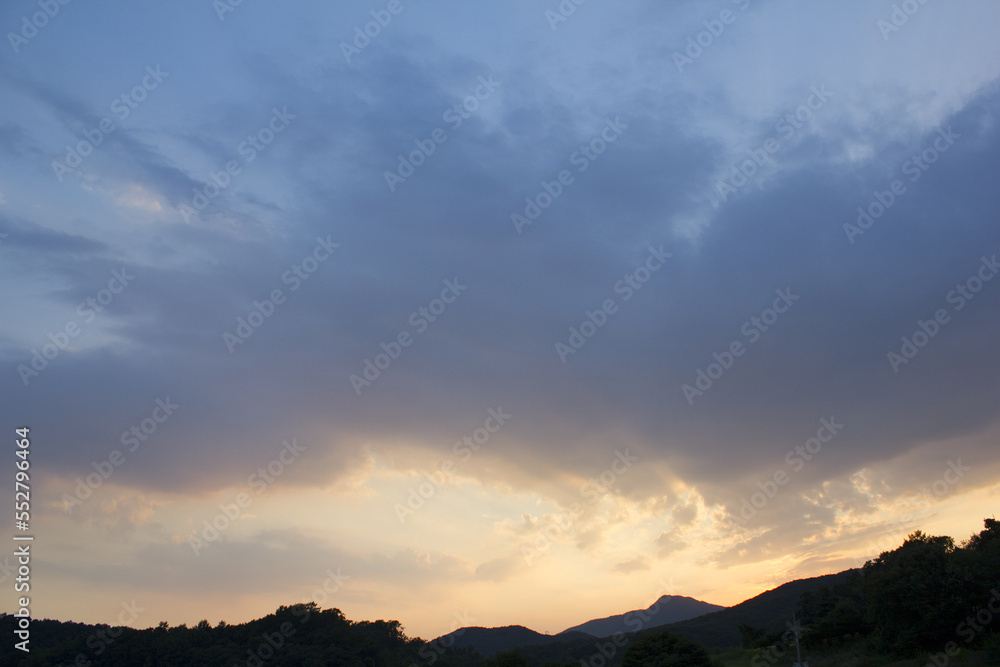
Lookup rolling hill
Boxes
[650,570,853,649]
[560,594,723,638]
[435,625,594,658]
[433,571,854,661]
[434,594,723,658]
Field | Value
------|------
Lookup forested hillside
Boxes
[3,518,997,666]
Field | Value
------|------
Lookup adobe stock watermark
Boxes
[923,588,1000,667]
[713,84,833,206]
[17,267,136,386]
[385,74,501,192]
[522,448,638,566]
[340,0,416,63]
[682,288,799,405]
[877,0,932,42]
[887,254,998,373]
[189,438,307,555]
[224,236,340,353]
[394,407,511,523]
[579,579,677,667]
[511,116,628,234]
[544,0,590,31]
[726,416,844,528]
[240,575,348,667]
[65,600,144,663]
[7,0,72,54]
[240,603,317,667]
[0,555,17,585]
[673,0,751,73]
[59,397,179,513]
[579,449,641,502]
[51,66,169,182]
[750,616,808,667]
[413,611,478,666]
[213,0,246,21]
[350,278,467,395]
[301,567,351,610]
[178,106,295,223]
[851,458,970,568]
[556,246,671,363]
[843,125,959,244]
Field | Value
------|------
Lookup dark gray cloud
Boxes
[2,0,999,633]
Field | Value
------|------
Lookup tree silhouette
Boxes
[620,629,711,667]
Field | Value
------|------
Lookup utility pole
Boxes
[791,612,807,667]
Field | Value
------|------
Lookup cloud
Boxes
[614,556,651,574]
[3,0,1000,638]
[656,532,687,559]
[475,555,521,582]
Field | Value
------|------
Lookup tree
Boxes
[963,517,1000,551]
[862,530,962,652]
[737,623,767,649]
[620,629,712,667]
[486,649,529,667]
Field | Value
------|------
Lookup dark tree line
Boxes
[792,517,1000,657]
[3,518,997,665]
[0,603,480,667]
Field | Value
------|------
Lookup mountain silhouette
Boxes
[652,571,852,648]
[559,594,723,637]
[434,625,594,657]
[433,595,721,657]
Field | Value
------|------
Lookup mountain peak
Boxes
[435,594,724,658]
[434,625,565,657]
[559,594,724,638]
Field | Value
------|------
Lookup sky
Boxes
[1,0,999,641]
